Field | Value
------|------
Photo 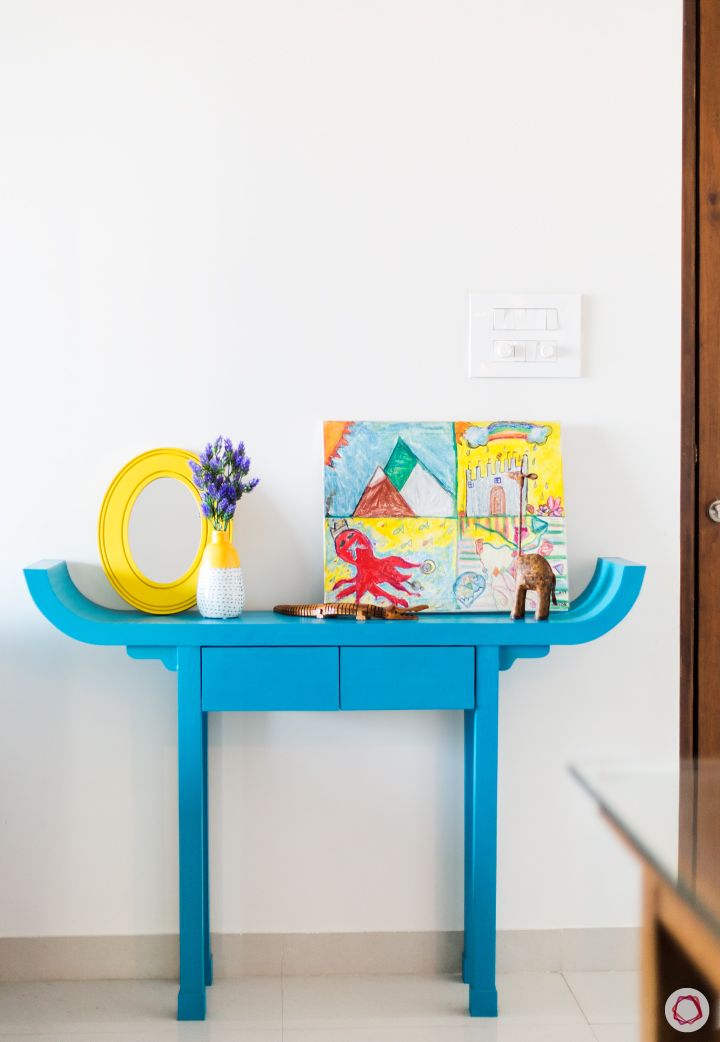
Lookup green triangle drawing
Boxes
[385,438,418,490]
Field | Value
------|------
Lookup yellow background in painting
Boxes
[324,517,456,599]
[455,421,565,516]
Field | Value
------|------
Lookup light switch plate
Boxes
[469,292,582,378]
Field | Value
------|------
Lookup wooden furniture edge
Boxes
[23,557,646,650]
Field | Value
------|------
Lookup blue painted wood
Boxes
[498,645,549,671]
[202,711,212,987]
[340,646,475,710]
[24,558,645,650]
[127,646,178,672]
[176,647,207,1021]
[202,648,339,711]
[462,708,472,985]
[465,646,499,1017]
[23,556,645,1023]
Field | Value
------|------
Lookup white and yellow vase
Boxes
[196,530,245,619]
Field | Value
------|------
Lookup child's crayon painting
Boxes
[323,421,568,613]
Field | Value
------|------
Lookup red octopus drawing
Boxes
[332,527,420,607]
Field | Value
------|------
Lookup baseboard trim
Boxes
[0,928,639,982]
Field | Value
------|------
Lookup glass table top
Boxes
[571,761,720,937]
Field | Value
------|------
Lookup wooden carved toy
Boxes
[274,602,428,621]
[508,470,557,621]
[511,554,557,620]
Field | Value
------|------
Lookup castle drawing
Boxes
[465,455,528,517]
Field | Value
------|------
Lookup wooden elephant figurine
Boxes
[511,553,557,621]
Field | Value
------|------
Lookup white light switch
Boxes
[469,293,581,378]
[492,307,556,331]
[494,340,527,361]
[495,341,515,359]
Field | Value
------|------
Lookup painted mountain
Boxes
[353,439,454,518]
[354,466,411,517]
[323,420,569,613]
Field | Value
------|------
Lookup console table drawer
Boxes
[340,646,475,710]
[202,648,339,711]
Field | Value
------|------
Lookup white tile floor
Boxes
[0,972,640,1042]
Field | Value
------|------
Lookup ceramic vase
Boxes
[196,529,245,619]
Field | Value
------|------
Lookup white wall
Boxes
[0,0,681,938]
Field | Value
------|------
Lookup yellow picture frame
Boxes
[98,447,221,615]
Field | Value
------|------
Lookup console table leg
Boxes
[202,710,213,987]
[465,646,499,1017]
[462,709,473,985]
[176,647,207,1021]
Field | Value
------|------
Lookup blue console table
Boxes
[24,557,644,1021]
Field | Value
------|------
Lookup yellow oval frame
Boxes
[98,447,224,615]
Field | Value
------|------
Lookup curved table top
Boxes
[24,558,644,651]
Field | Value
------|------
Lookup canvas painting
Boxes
[323,421,568,613]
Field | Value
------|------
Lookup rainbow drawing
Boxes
[458,421,553,447]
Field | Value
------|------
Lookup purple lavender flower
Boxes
[189,435,260,531]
